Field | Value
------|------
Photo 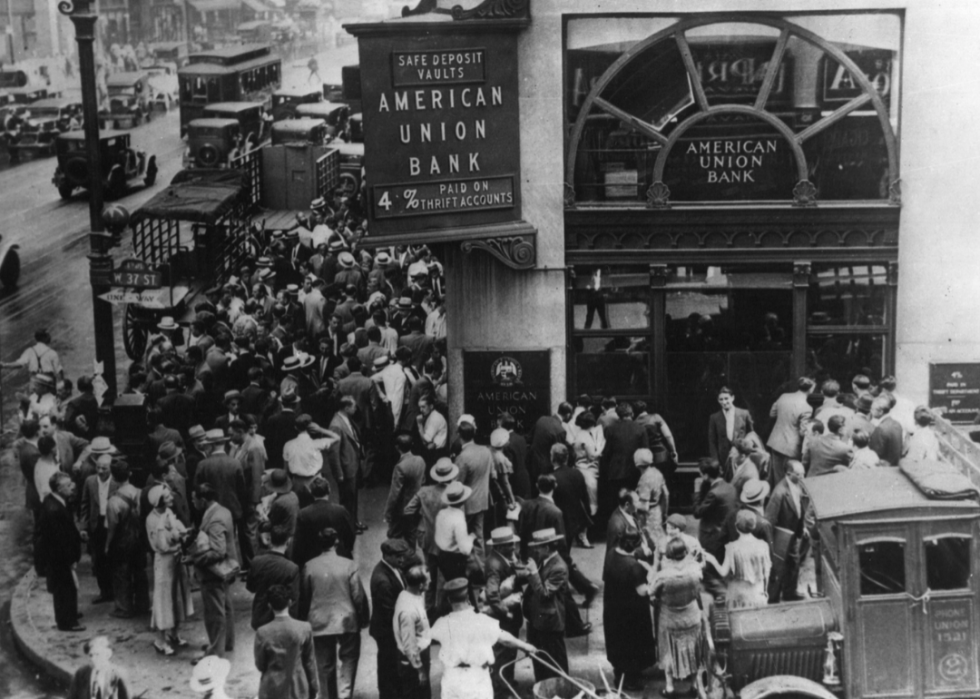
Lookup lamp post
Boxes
[59,0,118,399]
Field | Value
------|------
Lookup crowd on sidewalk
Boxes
[4,192,949,698]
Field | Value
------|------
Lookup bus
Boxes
[177,43,281,135]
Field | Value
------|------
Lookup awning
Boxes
[187,0,240,13]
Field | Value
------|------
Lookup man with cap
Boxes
[263,469,302,538]
[148,442,191,524]
[214,390,244,434]
[431,577,537,699]
[80,453,119,603]
[767,377,815,485]
[523,528,570,681]
[183,425,209,490]
[370,538,414,699]
[726,478,773,546]
[484,528,529,697]
[194,429,247,565]
[404,457,457,612]
[385,433,425,549]
[454,415,494,557]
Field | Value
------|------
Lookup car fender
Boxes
[739,676,839,699]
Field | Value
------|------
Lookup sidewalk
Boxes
[10,484,614,699]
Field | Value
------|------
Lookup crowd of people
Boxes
[4,203,950,698]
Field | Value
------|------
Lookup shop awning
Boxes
[187,0,240,13]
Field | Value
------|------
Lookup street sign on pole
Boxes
[98,287,171,308]
[111,258,163,288]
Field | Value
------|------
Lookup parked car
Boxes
[7,97,83,159]
[100,71,152,128]
[140,60,180,112]
[202,102,267,147]
[53,130,157,199]
[270,86,322,122]
[294,101,349,138]
[8,87,50,104]
[183,118,249,168]
[270,118,328,146]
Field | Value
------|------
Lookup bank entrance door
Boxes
[663,269,793,462]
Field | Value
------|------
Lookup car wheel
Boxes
[122,305,149,360]
[58,183,74,199]
[0,247,20,289]
[64,156,89,185]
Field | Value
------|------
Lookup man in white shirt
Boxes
[283,414,339,492]
[416,395,447,465]
[393,565,432,698]
[2,329,63,379]
[34,436,61,505]
[80,454,118,603]
[434,482,475,586]
[373,356,407,427]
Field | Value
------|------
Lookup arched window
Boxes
[566,14,900,208]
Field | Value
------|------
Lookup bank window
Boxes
[573,335,650,397]
[572,266,649,330]
[809,265,888,327]
[926,536,971,591]
[859,539,906,596]
[805,333,885,388]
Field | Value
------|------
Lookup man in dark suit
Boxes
[870,394,905,466]
[37,472,85,631]
[599,402,649,526]
[262,393,300,471]
[328,396,365,529]
[708,386,755,479]
[499,413,531,499]
[194,429,248,563]
[694,459,737,601]
[528,408,568,491]
[192,483,238,660]
[247,525,300,631]
[604,488,640,580]
[254,584,319,699]
[240,367,273,422]
[766,460,809,602]
[79,455,118,604]
[805,415,854,477]
[292,476,356,566]
[369,539,413,699]
[484,528,527,696]
[523,528,569,682]
[551,444,592,545]
[157,374,197,440]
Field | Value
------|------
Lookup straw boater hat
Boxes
[202,428,228,444]
[283,354,314,371]
[397,297,413,309]
[157,316,179,332]
[256,256,273,269]
[441,481,473,506]
[375,251,392,265]
[740,479,771,506]
[456,414,477,428]
[528,527,564,547]
[373,355,390,370]
[89,436,116,454]
[190,656,231,693]
[328,239,345,252]
[339,251,356,269]
[262,469,293,495]
[285,284,300,296]
[487,527,519,547]
[430,458,459,483]
[311,196,327,211]
[284,229,299,241]
[257,268,274,280]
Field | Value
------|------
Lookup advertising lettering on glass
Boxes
[356,32,522,236]
[820,49,894,109]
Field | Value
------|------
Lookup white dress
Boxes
[431,608,501,699]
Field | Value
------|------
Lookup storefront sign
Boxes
[463,350,550,436]
[929,363,980,423]
[821,49,894,109]
[354,29,522,236]
[694,40,792,106]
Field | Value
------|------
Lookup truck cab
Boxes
[101,71,152,128]
[270,118,327,146]
[270,86,322,122]
[184,118,243,168]
[294,101,349,138]
[53,130,157,199]
[202,101,266,148]
[716,465,980,699]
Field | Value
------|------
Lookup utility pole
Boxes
[59,0,118,399]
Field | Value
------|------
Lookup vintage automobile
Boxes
[183,118,250,168]
[140,60,180,112]
[270,86,322,122]
[201,102,266,147]
[333,140,364,197]
[0,234,20,289]
[294,101,349,139]
[702,464,980,699]
[270,118,328,146]
[7,97,83,158]
[100,71,152,128]
[53,131,158,199]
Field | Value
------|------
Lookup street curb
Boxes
[10,569,73,688]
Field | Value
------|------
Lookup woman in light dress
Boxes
[571,409,604,545]
[146,484,194,655]
[702,510,772,611]
[905,406,942,462]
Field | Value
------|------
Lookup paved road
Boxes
[0,41,360,695]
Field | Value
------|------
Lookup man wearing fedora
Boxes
[484,527,528,697]
[766,460,808,603]
[404,457,457,613]
[454,416,494,558]
[194,429,247,567]
[385,433,425,549]
[523,527,570,682]
[334,252,364,299]
[433,481,476,591]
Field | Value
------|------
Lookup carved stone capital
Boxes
[647,181,671,209]
[461,234,536,270]
[792,180,818,208]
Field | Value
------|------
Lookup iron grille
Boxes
[230,147,261,206]
[315,147,340,200]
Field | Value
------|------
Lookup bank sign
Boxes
[355,31,522,236]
